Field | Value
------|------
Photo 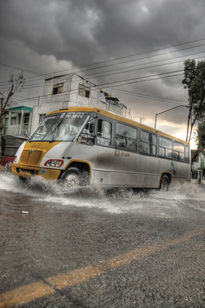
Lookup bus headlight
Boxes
[44,159,64,168]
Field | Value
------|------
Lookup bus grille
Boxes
[16,168,38,176]
[19,150,43,166]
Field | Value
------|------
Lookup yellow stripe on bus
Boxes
[46,107,189,145]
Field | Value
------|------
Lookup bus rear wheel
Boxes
[160,175,170,191]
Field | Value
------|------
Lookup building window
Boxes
[52,83,64,95]
[11,117,17,125]
[5,118,9,127]
[24,113,30,125]
[39,114,46,123]
[79,84,90,98]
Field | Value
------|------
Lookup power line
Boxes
[83,52,205,80]
[114,88,186,104]
[0,61,40,75]
[2,49,204,94]
[3,38,205,108]
[1,37,205,86]
[95,69,183,88]
[11,69,184,107]
[22,50,205,91]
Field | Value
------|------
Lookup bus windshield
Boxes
[29,112,88,142]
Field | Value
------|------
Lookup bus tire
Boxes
[19,176,29,184]
[62,167,81,189]
[160,175,170,191]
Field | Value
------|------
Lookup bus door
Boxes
[93,116,115,185]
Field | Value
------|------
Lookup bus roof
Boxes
[46,106,189,145]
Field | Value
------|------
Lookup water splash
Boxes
[0,173,205,216]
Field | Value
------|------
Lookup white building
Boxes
[31,74,127,133]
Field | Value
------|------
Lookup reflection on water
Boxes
[0,173,205,217]
[0,172,205,295]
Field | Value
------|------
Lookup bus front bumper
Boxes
[12,164,61,180]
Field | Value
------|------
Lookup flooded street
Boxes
[0,173,205,307]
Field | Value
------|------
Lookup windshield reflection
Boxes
[30,112,88,142]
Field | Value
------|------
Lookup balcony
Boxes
[4,124,30,137]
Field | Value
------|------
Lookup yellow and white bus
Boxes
[12,107,191,190]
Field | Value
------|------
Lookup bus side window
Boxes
[151,134,157,156]
[81,118,96,145]
[159,137,172,158]
[174,142,185,162]
[171,151,179,160]
[116,123,137,151]
[97,119,112,146]
[184,145,189,163]
[139,130,150,155]
[116,135,127,148]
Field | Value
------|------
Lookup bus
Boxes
[12,106,191,190]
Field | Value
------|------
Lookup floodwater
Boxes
[1,172,205,307]
[0,172,205,217]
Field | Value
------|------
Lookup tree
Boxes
[182,59,205,143]
[0,72,24,133]
[197,119,205,149]
[0,72,24,158]
[191,119,205,165]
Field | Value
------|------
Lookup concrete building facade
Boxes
[1,106,33,137]
[31,74,127,133]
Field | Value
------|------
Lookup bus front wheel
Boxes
[62,167,80,189]
[160,175,170,191]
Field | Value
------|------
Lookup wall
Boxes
[31,74,125,133]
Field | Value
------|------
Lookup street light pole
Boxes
[154,105,189,129]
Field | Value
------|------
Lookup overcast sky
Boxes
[0,0,205,144]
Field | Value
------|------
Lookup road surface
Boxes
[0,172,205,307]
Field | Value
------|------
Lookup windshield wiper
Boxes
[43,115,66,142]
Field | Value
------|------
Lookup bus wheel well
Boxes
[160,173,171,190]
[67,162,90,174]
[160,173,171,183]
[62,162,90,186]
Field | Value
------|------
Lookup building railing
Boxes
[4,124,30,137]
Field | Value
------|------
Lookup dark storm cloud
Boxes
[1,0,205,66]
[0,0,99,65]
[0,0,205,133]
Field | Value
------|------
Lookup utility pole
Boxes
[154,105,189,129]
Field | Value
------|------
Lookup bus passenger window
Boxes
[174,142,185,162]
[81,118,95,145]
[151,134,157,156]
[97,119,112,146]
[171,151,179,160]
[159,137,172,158]
[116,123,137,151]
[139,130,150,155]
[140,142,150,154]
[184,145,189,163]
[116,135,127,148]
